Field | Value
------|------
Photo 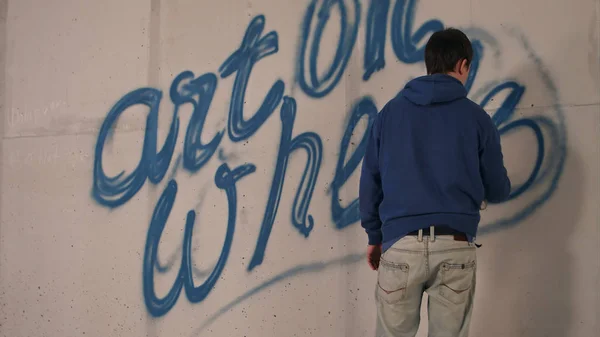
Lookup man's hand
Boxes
[367,244,382,270]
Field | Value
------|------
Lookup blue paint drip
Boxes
[331,96,378,229]
[219,15,285,142]
[248,97,323,271]
[297,0,361,98]
[363,0,390,81]
[391,0,444,64]
[92,88,179,208]
[142,163,255,317]
[171,71,224,172]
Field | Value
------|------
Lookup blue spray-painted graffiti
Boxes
[476,28,566,234]
[92,0,566,322]
[219,15,285,142]
[143,164,254,317]
[248,96,323,271]
[92,88,179,208]
[363,0,389,81]
[330,97,378,229]
[391,0,443,64]
[297,0,361,98]
[172,71,224,173]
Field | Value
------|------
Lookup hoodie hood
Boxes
[401,74,467,106]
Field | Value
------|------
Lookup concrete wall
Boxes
[0,0,598,336]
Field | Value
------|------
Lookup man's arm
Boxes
[360,113,384,245]
[479,115,511,203]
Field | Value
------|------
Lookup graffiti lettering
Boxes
[92,88,179,208]
[220,15,285,142]
[92,0,566,321]
[143,163,254,317]
[172,71,224,173]
[364,0,390,81]
[330,97,378,229]
[248,97,324,270]
[297,0,361,98]
[390,0,443,64]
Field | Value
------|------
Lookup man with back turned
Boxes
[359,28,511,337]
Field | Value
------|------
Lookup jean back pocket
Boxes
[439,260,476,304]
[376,259,410,304]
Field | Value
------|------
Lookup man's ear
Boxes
[462,59,471,73]
[457,59,469,75]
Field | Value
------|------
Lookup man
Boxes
[359,28,511,337]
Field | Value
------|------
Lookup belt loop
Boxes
[430,225,435,242]
[418,229,423,242]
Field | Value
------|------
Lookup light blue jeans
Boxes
[375,228,477,337]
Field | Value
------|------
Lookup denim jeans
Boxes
[375,228,477,337]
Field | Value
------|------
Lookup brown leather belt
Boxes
[407,227,468,242]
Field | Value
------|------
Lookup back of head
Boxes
[425,28,473,76]
[401,28,473,105]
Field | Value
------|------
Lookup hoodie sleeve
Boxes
[359,112,384,245]
[479,114,511,203]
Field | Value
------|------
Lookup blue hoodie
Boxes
[359,74,511,250]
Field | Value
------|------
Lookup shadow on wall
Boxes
[484,149,580,337]
[480,59,580,336]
